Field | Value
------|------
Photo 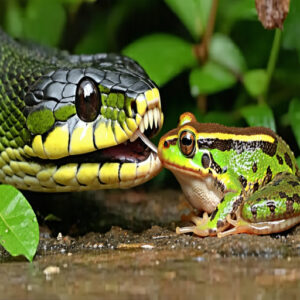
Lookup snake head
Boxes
[1,49,163,191]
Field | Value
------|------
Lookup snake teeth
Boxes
[130,108,161,143]
[138,108,161,133]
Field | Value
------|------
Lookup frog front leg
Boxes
[176,191,242,237]
[218,172,300,237]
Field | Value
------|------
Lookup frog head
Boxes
[158,112,227,213]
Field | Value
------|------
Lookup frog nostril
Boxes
[164,141,169,148]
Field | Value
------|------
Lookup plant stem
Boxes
[194,0,218,63]
[264,28,282,101]
[194,0,219,112]
[202,0,218,62]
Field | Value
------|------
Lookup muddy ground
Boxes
[1,188,300,299]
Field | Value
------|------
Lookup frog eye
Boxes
[76,78,101,122]
[179,130,196,157]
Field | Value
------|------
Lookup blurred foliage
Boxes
[0,0,300,184]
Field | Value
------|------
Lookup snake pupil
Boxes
[76,79,101,122]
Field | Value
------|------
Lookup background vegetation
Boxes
[0,0,300,260]
[0,0,300,175]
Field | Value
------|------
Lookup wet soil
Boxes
[2,189,300,299]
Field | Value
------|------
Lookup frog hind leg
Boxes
[218,173,300,237]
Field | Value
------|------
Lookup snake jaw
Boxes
[0,90,164,192]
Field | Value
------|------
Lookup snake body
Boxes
[0,30,163,192]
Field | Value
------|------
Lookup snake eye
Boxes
[76,79,100,122]
[179,130,196,157]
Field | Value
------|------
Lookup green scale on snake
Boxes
[0,29,163,192]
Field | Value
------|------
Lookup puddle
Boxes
[1,251,300,300]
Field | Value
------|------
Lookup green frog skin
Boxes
[158,112,300,237]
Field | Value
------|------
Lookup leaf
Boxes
[297,156,300,168]
[123,34,197,86]
[4,0,24,38]
[23,0,66,46]
[282,0,300,55]
[288,98,300,149]
[240,104,276,131]
[243,69,268,97]
[189,62,236,96]
[218,0,257,31]
[164,0,212,40]
[0,185,39,262]
[209,33,247,76]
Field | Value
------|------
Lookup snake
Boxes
[0,29,163,192]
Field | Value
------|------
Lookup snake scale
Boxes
[0,29,163,192]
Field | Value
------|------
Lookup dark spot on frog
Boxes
[276,155,283,165]
[251,205,257,218]
[252,162,257,173]
[272,179,281,186]
[293,193,300,204]
[279,191,288,199]
[253,182,259,193]
[217,220,225,229]
[163,138,177,148]
[239,175,247,189]
[265,166,272,184]
[284,152,293,170]
[267,201,276,215]
[210,155,223,174]
[288,181,299,187]
[201,153,211,169]
[232,196,243,212]
[210,208,218,221]
[286,199,294,214]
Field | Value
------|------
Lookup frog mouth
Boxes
[161,162,226,213]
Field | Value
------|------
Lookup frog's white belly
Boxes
[173,171,223,213]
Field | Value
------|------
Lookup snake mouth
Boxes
[0,106,163,192]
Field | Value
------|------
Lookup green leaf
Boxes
[123,34,197,86]
[288,98,300,149]
[209,33,247,75]
[4,0,24,38]
[189,62,236,96]
[297,156,300,168]
[243,69,268,97]
[23,0,66,46]
[282,0,300,56]
[164,0,212,40]
[0,185,39,262]
[218,0,257,32]
[240,104,276,131]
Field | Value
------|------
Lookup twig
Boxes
[264,28,282,101]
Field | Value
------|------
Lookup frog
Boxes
[158,112,300,237]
